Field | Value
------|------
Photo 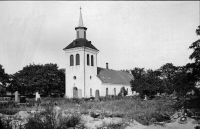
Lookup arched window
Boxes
[91,55,94,66]
[87,54,90,66]
[70,55,74,66]
[127,88,128,95]
[106,88,108,96]
[114,88,116,96]
[76,54,80,65]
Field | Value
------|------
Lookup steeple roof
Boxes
[63,38,99,51]
[78,7,84,27]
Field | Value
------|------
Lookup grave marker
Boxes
[95,90,100,101]
[14,91,19,102]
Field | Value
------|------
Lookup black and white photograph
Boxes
[0,1,200,129]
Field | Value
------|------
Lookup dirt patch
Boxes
[146,117,199,129]
[81,114,147,129]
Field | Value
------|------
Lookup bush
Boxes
[24,105,84,129]
[0,109,20,115]
[0,117,13,129]
[59,114,82,128]
[118,87,127,97]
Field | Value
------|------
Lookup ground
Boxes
[0,95,200,129]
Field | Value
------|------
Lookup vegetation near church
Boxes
[130,63,196,96]
[5,63,65,96]
[0,64,10,95]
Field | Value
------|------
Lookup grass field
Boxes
[1,94,199,128]
[38,96,178,125]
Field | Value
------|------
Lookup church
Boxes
[63,9,134,98]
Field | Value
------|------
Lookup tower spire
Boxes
[78,7,84,27]
[75,7,87,39]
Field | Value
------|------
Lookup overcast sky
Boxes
[0,1,199,74]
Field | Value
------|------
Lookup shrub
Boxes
[0,109,20,115]
[24,105,83,129]
[118,87,127,97]
[59,114,82,128]
[0,117,13,129]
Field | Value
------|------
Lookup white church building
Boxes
[63,9,134,98]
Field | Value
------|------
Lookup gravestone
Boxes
[173,90,177,97]
[14,91,19,102]
[78,89,82,98]
[95,90,100,101]
[35,92,39,101]
[144,95,147,101]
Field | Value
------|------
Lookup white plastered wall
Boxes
[100,83,132,96]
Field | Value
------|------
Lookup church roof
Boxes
[63,38,99,51]
[97,67,134,85]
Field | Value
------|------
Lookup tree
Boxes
[0,64,9,95]
[131,67,145,79]
[130,68,162,96]
[158,63,178,94]
[172,66,195,96]
[188,25,200,82]
[130,67,146,94]
[9,63,65,97]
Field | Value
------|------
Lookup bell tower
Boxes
[63,8,99,98]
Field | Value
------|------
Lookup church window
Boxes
[114,88,116,96]
[127,88,128,94]
[91,55,94,66]
[90,88,92,97]
[87,54,90,65]
[84,31,86,39]
[70,55,74,66]
[90,76,92,79]
[106,88,108,96]
[76,54,80,65]
[73,76,76,80]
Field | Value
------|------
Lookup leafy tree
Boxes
[158,63,178,94]
[131,67,145,79]
[130,67,146,94]
[188,25,200,82]
[0,64,9,95]
[172,66,195,96]
[130,68,162,96]
[9,63,65,97]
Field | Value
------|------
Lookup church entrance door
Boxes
[73,87,78,98]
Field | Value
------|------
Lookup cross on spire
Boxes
[78,7,84,27]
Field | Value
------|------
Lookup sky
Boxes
[0,1,199,74]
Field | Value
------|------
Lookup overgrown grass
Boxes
[36,96,178,125]
[79,96,176,125]
[0,95,191,127]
